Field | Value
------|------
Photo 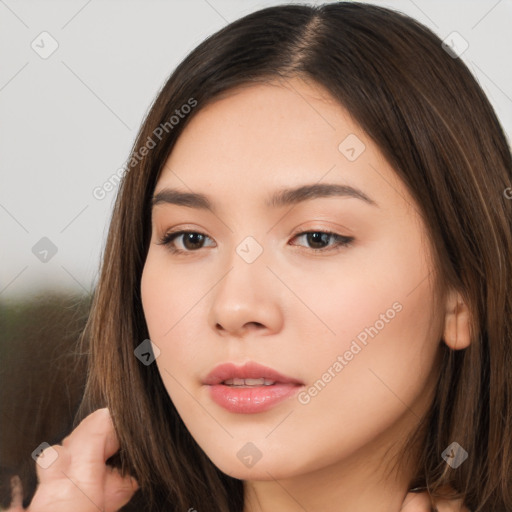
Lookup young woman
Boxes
[8,2,512,511]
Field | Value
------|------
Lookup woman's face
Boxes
[140,77,445,482]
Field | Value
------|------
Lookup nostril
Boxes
[214,321,265,334]
[247,322,264,329]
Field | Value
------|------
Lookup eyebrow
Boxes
[151,183,378,212]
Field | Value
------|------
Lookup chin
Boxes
[204,447,308,481]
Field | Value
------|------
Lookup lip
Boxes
[203,361,303,386]
[203,361,304,414]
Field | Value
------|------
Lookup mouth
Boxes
[203,361,304,414]
[202,360,304,386]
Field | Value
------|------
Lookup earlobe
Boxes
[442,289,471,350]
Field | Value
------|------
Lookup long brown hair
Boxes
[76,3,512,511]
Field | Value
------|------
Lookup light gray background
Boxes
[1,0,511,299]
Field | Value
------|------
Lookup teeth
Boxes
[223,378,276,386]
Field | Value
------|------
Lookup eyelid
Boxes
[290,220,354,237]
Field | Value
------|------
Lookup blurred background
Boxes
[1,0,511,508]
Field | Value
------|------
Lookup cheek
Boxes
[281,276,439,476]
[140,252,218,379]
[141,252,206,342]
[140,256,171,342]
[290,227,441,401]
[281,239,434,355]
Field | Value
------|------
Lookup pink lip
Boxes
[203,361,304,414]
[203,361,303,386]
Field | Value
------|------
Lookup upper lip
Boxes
[203,361,304,386]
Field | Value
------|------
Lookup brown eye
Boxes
[180,232,206,250]
[290,231,354,252]
[157,231,215,254]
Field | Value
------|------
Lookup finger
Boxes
[60,408,120,466]
[401,491,431,511]
[6,475,25,512]
[103,467,139,512]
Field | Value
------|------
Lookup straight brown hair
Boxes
[75,3,512,511]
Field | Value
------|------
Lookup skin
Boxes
[10,78,471,512]
[140,77,471,511]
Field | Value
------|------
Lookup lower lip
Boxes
[207,383,302,414]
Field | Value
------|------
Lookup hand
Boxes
[6,408,138,512]
[401,488,470,511]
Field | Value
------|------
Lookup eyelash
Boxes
[156,229,354,255]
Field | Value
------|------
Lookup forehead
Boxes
[153,78,413,218]
[169,78,354,158]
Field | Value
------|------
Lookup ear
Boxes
[442,288,471,350]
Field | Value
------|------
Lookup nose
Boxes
[208,253,284,339]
